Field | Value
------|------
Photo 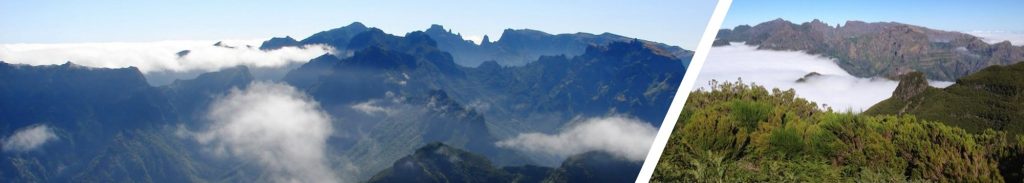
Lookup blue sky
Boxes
[723,0,1023,32]
[0,0,717,49]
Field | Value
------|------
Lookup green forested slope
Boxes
[866,62,1024,135]
[654,81,1024,182]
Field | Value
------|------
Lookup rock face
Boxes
[892,72,929,100]
[717,19,1024,81]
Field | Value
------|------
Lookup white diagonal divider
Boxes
[635,0,733,182]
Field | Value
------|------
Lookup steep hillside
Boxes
[865,62,1024,135]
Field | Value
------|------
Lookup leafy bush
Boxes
[729,100,771,129]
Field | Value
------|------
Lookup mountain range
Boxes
[716,19,1024,81]
[276,25,686,178]
[0,22,688,182]
[261,22,693,67]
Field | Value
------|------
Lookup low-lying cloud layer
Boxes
[191,82,341,183]
[698,44,953,112]
[3,124,58,152]
[971,31,1024,45]
[496,116,657,162]
[0,40,332,74]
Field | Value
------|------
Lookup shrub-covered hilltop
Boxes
[653,81,1024,182]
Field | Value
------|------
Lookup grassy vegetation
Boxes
[865,62,1024,136]
[653,81,1024,182]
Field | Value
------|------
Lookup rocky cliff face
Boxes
[717,19,1024,81]
[892,72,929,101]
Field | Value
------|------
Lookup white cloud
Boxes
[3,125,58,152]
[0,40,332,74]
[351,99,395,116]
[191,82,342,183]
[697,44,955,112]
[496,116,657,162]
[970,31,1024,45]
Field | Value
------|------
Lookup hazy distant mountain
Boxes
[865,62,1024,135]
[298,22,372,50]
[159,66,254,122]
[368,143,640,183]
[717,19,1024,81]
[261,22,694,67]
[423,24,694,67]
[258,36,299,50]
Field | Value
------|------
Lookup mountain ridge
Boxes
[261,22,694,67]
[716,18,1024,81]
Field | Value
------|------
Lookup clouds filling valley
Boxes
[697,44,954,112]
[184,82,344,183]
[496,116,658,162]
[0,40,332,84]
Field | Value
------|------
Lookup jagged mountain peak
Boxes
[481,35,491,44]
[426,24,448,33]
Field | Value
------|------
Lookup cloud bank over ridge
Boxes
[697,44,953,112]
[0,40,332,74]
[496,116,657,162]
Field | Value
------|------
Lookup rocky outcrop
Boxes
[795,72,822,83]
[892,72,929,100]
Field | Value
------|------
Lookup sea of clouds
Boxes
[696,44,954,112]
[0,40,332,84]
[971,31,1024,45]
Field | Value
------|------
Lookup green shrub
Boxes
[768,127,805,158]
[729,99,771,129]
